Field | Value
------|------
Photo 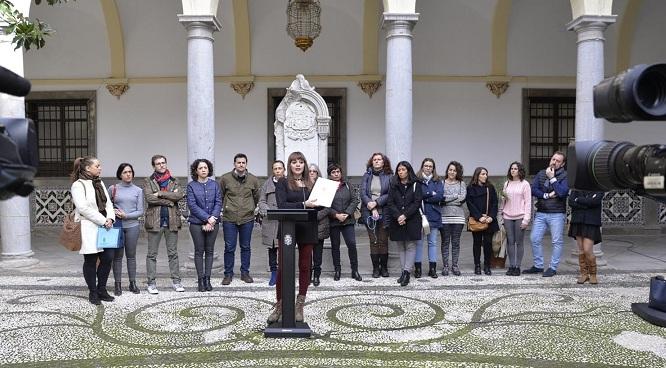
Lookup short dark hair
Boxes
[506,161,526,181]
[327,163,342,176]
[272,160,285,170]
[151,154,167,166]
[116,163,135,180]
[553,151,566,162]
[234,153,247,163]
[190,159,214,180]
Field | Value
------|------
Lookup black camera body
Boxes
[568,63,666,204]
[0,66,38,200]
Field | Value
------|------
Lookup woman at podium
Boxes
[269,151,318,323]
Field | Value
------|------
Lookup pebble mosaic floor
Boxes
[1,273,666,367]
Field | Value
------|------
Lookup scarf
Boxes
[422,173,432,183]
[152,169,172,191]
[79,171,107,214]
[372,168,383,176]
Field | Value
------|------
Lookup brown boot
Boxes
[588,256,598,284]
[577,254,589,284]
[295,294,306,322]
[267,300,282,323]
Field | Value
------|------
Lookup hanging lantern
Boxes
[286,0,321,52]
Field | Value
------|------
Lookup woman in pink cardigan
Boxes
[499,162,532,276]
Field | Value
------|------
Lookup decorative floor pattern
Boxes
[1,274,665,367]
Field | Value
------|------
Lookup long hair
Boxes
[393,161,419,185]
[506,161,526,181]
[366,152,393,175]
[445,161,464,182]
[417,158,440,181]
[70,156,98,182]
[470,166,493,188]
[115,163,135,180]
[286,151,313,191]
[190,159,214,181]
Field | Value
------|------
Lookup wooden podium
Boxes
[264,209,317,338]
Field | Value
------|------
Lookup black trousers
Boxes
[472,230,493,266]
[330,224,359,271]
[83,250,114,292]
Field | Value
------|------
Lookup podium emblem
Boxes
[283,234,293,246]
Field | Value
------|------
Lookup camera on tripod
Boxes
[568,63,666,204]
[0,65,38,200]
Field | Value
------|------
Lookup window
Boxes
[522,89,575,175]
[25,92,96,177]
[267,88,346,173]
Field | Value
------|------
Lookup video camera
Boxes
[0,65,38,200]
[568,63,666,204]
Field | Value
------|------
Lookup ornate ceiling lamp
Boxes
[286,0,321,52]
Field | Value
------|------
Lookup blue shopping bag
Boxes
[97,226,123,249]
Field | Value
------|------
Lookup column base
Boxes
[0,254,39,269]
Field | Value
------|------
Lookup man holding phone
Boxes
[524,151,569,277]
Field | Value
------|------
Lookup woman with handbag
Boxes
[257,160,286,286]
[361,152,393,278]
[186,159,222,292]
[387,161,423,287]
[466,167,499,275]
[70,156,116,305]
[327,163,362,283]
[267,152,318,324]
[568,190,604,284]
[440,161,466,276]
[415,158,443,278]
[108,163,144,295]
[499,161,531,276]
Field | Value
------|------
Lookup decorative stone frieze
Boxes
[357,81,382,98]
[230,82,254,99]
[106,84,129,99]
[486,81,509,98]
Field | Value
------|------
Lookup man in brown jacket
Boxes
[220,153,260,285]
[143,154,185,294]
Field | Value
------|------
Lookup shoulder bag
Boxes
[413,182,430,235]
[467,187,489,232]
[59,181,85,251]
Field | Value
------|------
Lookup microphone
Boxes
[0,66,31,97]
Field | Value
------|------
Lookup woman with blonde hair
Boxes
[70,157,116,305]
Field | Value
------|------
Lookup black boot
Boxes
[89,290,101,305]
[413,262,422,278]
[400,271,411,286]
[97,289,115,302]
[310,268,314,285]
[397,271,405,284]
[428,262,438,278]
[128,281,140,294]
[198,277,205,292]
[484,265,492,275]
[114,282,122,296]
[380,254,389,277]
[313,269,321,286]
[371,255,381,278]
[474,264,482,275]
[204,277,213,291]
[333,267,341,281]
[351,270,362,281]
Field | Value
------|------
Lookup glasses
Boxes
[309,170,318,173]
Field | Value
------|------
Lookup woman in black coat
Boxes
[466,167,499,276]
[568,190,604,285]
[386,161,423,286]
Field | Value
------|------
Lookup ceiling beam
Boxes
[232,0,251,76]
[616,0,642,73]
[100,0,126,79]
[490,0,511,76]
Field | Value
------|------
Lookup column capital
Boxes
[567,14,616,32]
[178,14,221,39]
[382,13,419,39]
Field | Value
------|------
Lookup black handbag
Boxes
[649,276,666,313]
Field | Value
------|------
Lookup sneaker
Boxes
[147,284,159,294]
[522,266,544,274]
[172,282,185,292]
[542,268,557,277]
[222,275,233,285]
[240,273,254,283]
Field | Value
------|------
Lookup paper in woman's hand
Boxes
[308,178,338,207]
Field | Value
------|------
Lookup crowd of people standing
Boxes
[70,150,602,323]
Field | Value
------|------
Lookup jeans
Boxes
[112,225,140,282]
[504,219,525,268]
[83,250,113,292]
[222,220,254,276]
[146,227,180,284]
[268,245,278,272]
[190,223,219,278]
[393,240,417,272]
[415,227,438,263]
[530,212,566,270]
[330,224,359,271]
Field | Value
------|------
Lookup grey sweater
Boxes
[108,182,144,228]
[441,180,466,224]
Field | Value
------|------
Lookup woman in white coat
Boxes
[70,157,116,305]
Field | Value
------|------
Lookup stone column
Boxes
[178,15,221,169]
[383,13,418,164]
[566,14,616,266]
[0,0,39,268]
